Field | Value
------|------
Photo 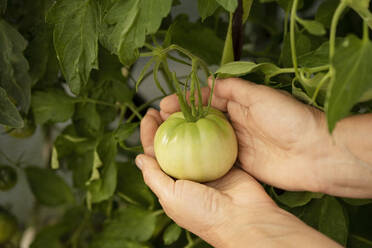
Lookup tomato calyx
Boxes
[171,58,216,122]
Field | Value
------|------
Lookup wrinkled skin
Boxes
[137,78,372,247]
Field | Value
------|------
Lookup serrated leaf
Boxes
[168,16,224,65]
[215,0,238,12]
[31,89,75,124]
[0,87,23,128]
[92,206,158,244]
[326,35,372,132]
[0,19,31,112]
[296,17,326,36]
[101,0,172,65]
[25,166,74,206]
[117,162,155,208]
[163,223,182,245]
[198,0,219,21]
[47,0,99,94]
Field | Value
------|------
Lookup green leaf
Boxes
[319,196,348,246]
[101,0,172,65]
[272,188,323,208]
[296,17,326,36]
[163,223,182,245]
[31,89,75,124]
[0,19,31,112]
[31,207,86,248]
[92,206,159,245]
[216,61,280,79]
[215,0,238,12]
[25,24,58,87]
[87,161,117,204]
[346,0,372,31]
[315,0,340,28]
[117,162,155,208]
[326,35,372,132]
[114,123,139,141]
[280,30,312,67]
[99,0,139,64]
[198,0,219,21]
[0,87,23,128]
[73,103,102,137]
[25,166,74,206]
[168,15,224,65]
[342,198,372,206]
[46,0,99,94]
[220,13,234,65]
[242,0,254,23]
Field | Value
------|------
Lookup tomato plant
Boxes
[0,0,372,247]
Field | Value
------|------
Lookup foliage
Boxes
[0,0,372,247]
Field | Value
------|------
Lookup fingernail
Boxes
[135,155,143,170]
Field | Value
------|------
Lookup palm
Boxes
[140,109,276,235]
[226,86,324,190]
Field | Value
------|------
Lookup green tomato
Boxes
[154,108,238,182]
[0,166,17,191]
[0,210,17,244]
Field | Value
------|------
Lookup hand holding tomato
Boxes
[137,108,341,248]
[160,77,372,198]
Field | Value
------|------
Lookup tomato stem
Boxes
[171,72,195,122]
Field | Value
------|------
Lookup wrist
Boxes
[206,205,341,248]
[311,113,372,198]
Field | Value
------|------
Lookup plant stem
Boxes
[161,59,177,93]
[290,0,300,79]
[311,72,331,104]
[167,54,192,66]
[126,96,163,123]
[74,98,117,108]
[153,60,167,96]
[125,102,143,120]
[329,2,347,60]
[190,62,197,117]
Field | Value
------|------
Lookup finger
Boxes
[140,109,162,157]
[135,154,175,201]
[208,78,265,108]
[136,154,227,236]
[160,87,228,117]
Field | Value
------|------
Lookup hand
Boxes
[137,109,341,248]
[160,78,372,198]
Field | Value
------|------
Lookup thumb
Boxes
[135,154,228,235]
[208,77,263,107]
